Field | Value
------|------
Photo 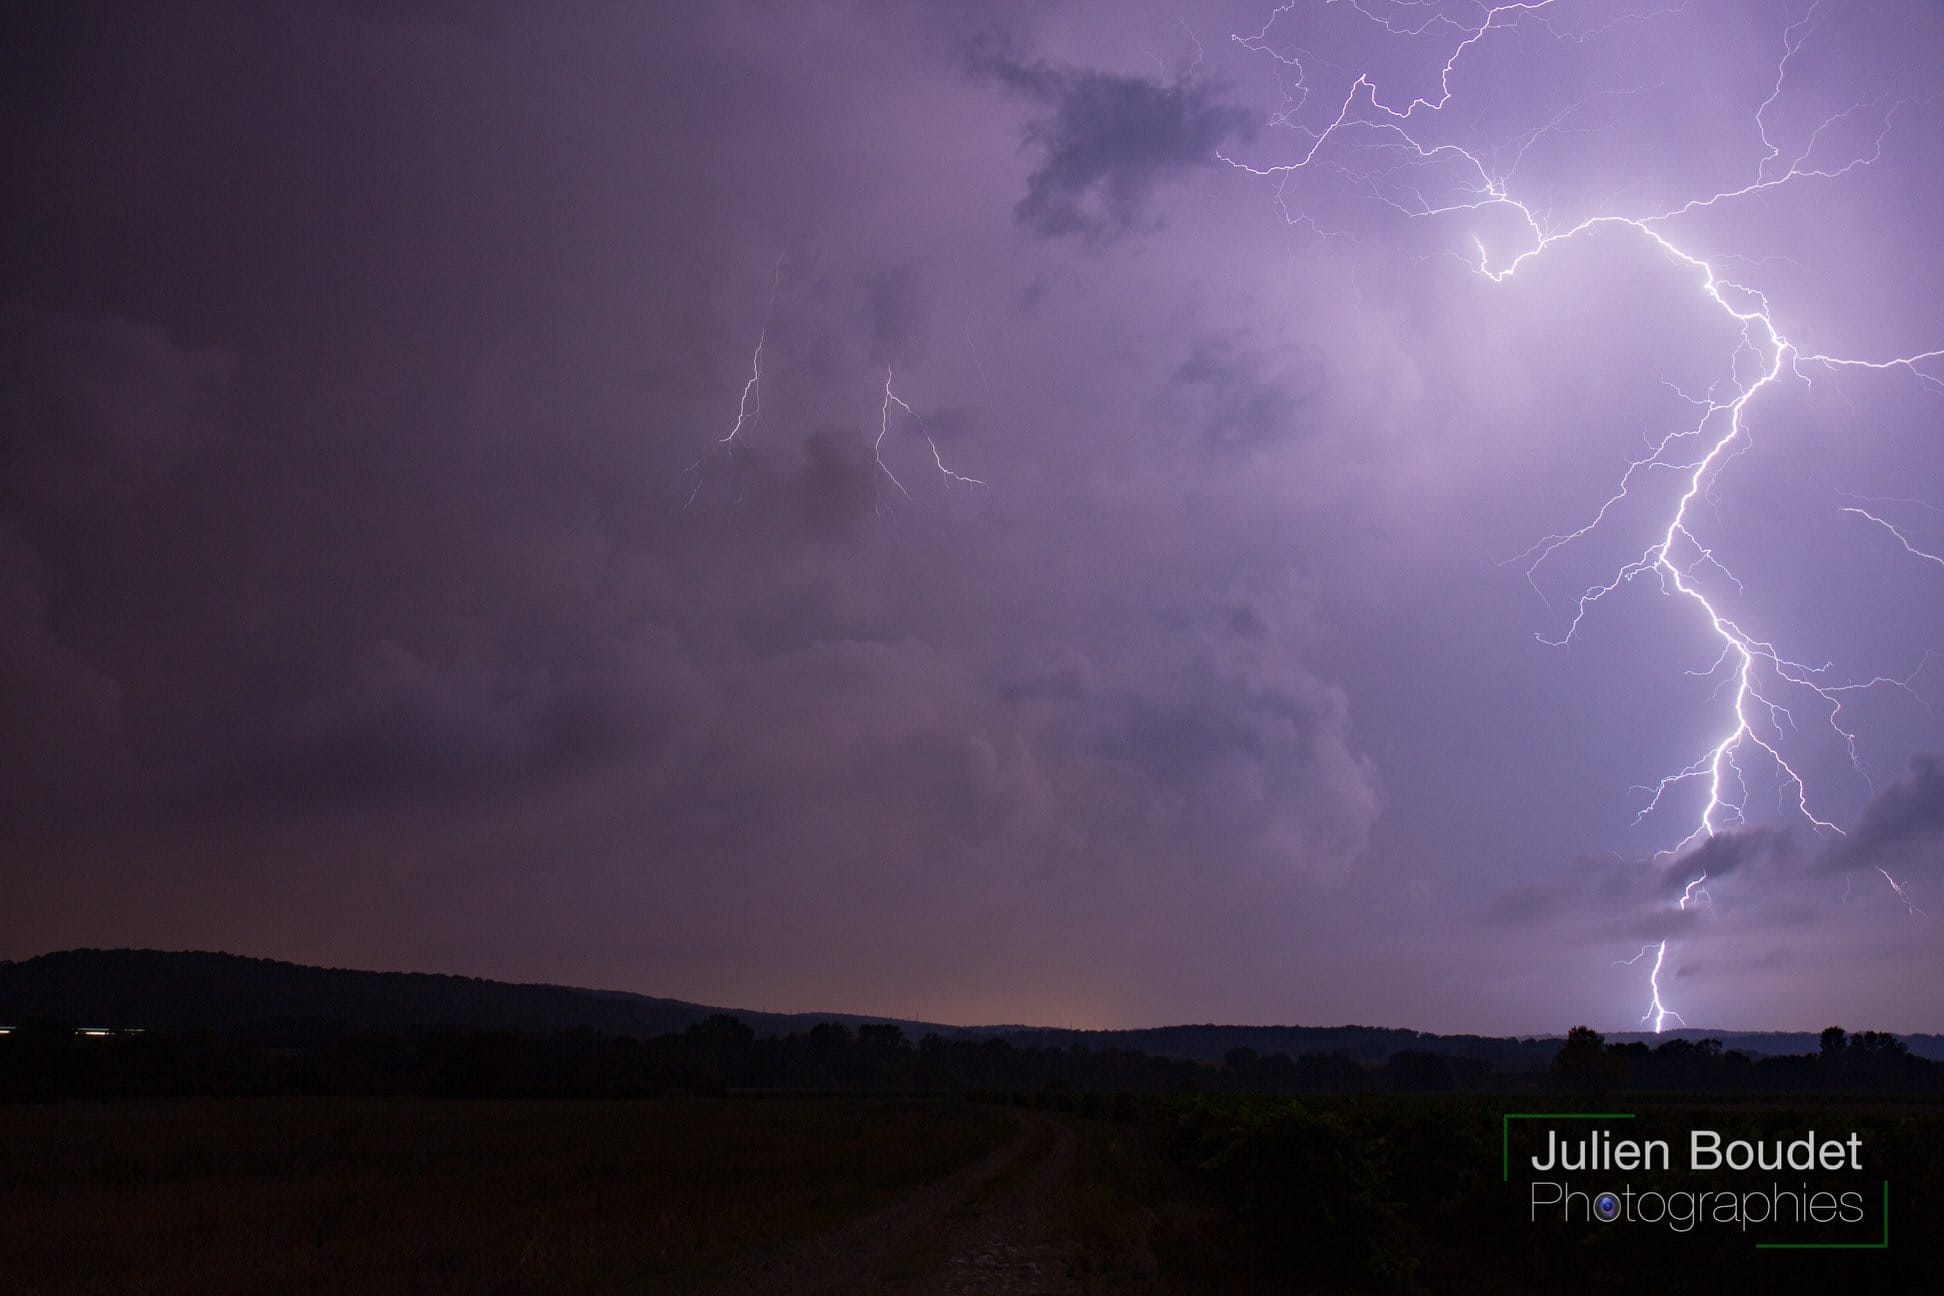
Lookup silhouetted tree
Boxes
[1551,1026,1620,1101]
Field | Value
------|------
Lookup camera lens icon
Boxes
[1594,1192,1621,1223]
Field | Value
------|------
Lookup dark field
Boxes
[1,1093,1938,1294]
[0,1097,1015,1294]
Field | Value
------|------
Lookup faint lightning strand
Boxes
[720,329,765,448]
[929,436,987,489]
[1842,506,1944,568]
[721,255,783,452]
[690,266,983,515]
[1878,867,1924,915]
[876,367,917,511]
[685,257,784,509]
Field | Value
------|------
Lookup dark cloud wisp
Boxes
[983,50,1253,241]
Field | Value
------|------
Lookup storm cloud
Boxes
[980,47,1253,241]
[1824,755,1944,882]
[2,0,1940,1033]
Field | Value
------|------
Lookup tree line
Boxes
[3,1013,1939,1101]
[1550,1023,1936,1098]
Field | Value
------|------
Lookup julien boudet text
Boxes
[1531,1128,1863,1173]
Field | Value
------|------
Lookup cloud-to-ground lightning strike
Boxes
[1618,941,1684,1032]
[1229,0,1941,1028]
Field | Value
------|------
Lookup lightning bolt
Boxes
[1617,941,1685,1032]
[876,367,916,507]
[1680,873,1711,910]
[1878,867,1924,915]
[721,326,765,448]
[686,257,784,509]
[689,266,984,515]
[877,366,985,515]
[1229,0,1940,1028]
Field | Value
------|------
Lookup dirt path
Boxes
[685,1110,1163,1296]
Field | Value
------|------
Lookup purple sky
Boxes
[4,0,1941,1033]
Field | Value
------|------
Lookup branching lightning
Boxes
[1229,0,1941,1028]
[690,264,983,515]
[878,366,986,514]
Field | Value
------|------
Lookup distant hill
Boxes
[4,949,1938,1063]
[0,949,937,1040]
